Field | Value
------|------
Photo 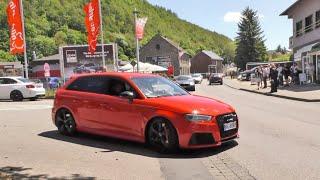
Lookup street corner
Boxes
[223,77,320,102]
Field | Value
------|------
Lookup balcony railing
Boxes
[294,20,320,37]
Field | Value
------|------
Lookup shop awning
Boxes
[310,43,320,53]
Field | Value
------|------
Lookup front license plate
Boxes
[223,121,237,131]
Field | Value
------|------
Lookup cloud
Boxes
[224,12,242,23]
[223,12,265,23]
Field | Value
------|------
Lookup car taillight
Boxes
[26,84,35,88]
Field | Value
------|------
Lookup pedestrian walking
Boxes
[262,66,268,88]
[277,65,284,87]
[254,67,263,90]
[290,63,298,85]
[269,64,278,93]
[283,65,290,87]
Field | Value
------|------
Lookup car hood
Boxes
[176,80,193,84]
[193,77,202,80]
[145,95,235,116]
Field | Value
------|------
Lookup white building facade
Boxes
[281,0,320,83]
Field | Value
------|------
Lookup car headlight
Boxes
[190,81,195,85]
[185,114,212,121]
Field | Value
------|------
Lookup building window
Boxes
[305,15,313,33]
[316,10,320,28]
[156,44,160,50]
[296,21,303,37]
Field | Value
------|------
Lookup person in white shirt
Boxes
[262,66,269,88]
[277,65,283,86]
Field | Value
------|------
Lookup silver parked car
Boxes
[175,75,195,91]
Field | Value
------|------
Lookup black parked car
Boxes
[238,67,258,81]
[209,73,223,85]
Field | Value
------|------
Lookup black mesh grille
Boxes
[216,113,238,139]
[189,133,215,145]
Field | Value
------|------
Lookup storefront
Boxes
[308,43,320,83]
[297,42,320,84]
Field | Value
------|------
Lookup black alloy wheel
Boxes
[55,109,77,136]
[10,90,23,101]
[148,118,178,153]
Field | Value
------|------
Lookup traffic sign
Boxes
[130,61,137,67]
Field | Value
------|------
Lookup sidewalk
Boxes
[224,77,320,102]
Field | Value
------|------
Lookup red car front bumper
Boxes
[174,114,239,149]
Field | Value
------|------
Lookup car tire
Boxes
[30,97,38,101]
[191,86,196,91]
[55,108,77,136]
[147,118,179,153]
[220,81,223,85]
[10,90,23,102]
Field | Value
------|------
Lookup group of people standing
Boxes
[254,63,300,93]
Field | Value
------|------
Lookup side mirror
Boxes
[120,91,134,101]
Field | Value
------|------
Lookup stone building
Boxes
[139,34,191,76]
[190,50,223,74]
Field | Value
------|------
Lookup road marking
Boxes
[0,105,52,111]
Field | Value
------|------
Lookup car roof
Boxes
[0,76,24,79]
[70,72,159,79]
[177,75,192,77]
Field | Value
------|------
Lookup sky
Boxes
[147,0,297,50]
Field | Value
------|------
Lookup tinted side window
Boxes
[106,78,137,97]
[2,78,18,84]
[67,76,108,94]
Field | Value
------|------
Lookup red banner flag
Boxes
[84,0,100,54]
[7,0,25,54]
[135,17,148,40]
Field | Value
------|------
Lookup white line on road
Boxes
[0,105,52,111]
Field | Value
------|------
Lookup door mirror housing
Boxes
[120,91,134,101]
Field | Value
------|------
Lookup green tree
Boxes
[276,45,282,53]
[0,0,235,63]
[235,7,267,70]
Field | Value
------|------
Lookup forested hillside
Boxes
[0,0,235,62]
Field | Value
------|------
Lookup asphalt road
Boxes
[0,81,319,180]
[196,80,320,180]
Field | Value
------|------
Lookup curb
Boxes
[224,82,320,102]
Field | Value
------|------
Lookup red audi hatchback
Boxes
[52,73,238,152]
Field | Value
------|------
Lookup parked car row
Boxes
[0,77,45,101]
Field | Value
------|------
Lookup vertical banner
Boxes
[7,0,24,54]
[84,0,100,54]
[135,17,148,40]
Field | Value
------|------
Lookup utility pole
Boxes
[98,0,106,70]
[20,0,28,78]
[133,8,140,72]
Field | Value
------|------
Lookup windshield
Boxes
[176,76,192,81]
[132,76,189,98]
